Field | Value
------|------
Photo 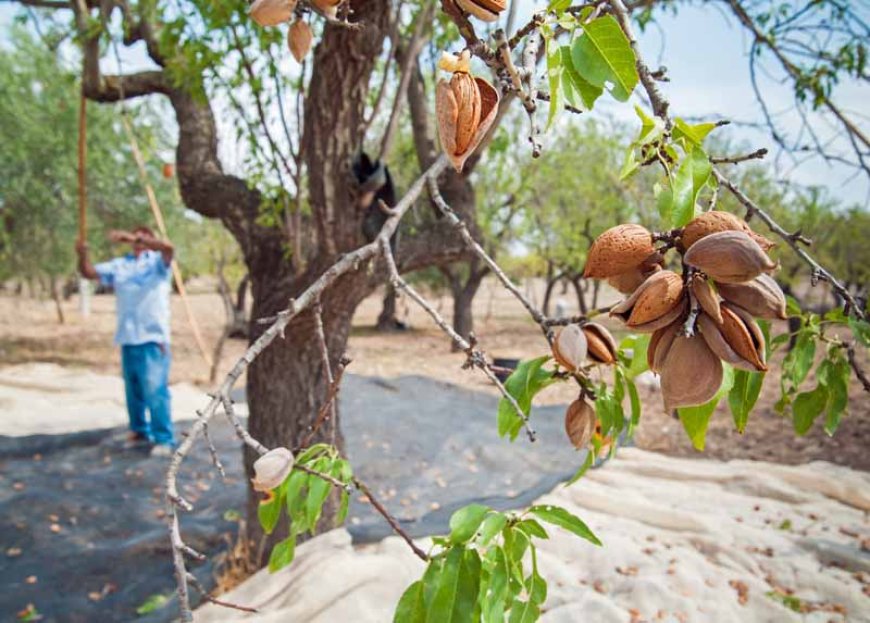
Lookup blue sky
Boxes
[1,1,867,206]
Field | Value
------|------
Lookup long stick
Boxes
[120,114,215,369]
[77,95,87,243]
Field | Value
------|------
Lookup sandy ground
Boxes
[196,449,870,623]
[1,281,867,468]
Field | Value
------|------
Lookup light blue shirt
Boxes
[94,250,171,346]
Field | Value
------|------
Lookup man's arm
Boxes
[139,232,174,266]
[75,240,100,280]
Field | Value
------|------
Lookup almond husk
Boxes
[697,312,758,372]
[565,399,596,449]
[287,19,313,63]
[249,0,296,27]
[716,274,787,320]
[584,224,656,279]
[648,319,681,373]
[552,324,588,372]
[611,270,684,329]
[455,0,500,21]
[311,0,340,18]
[660,335,723,411]
[583,322,617,365]
[690,274,723,325]
[680,210,775,252]
[436,72,499,173]
[724,303,767,370]
[683,230,777,284]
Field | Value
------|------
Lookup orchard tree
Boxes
[9,0,869,621]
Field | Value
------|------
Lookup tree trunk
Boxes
[376,284,400,331]
[49,275,64,324]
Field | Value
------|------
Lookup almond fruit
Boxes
[680,211,775,252]
[584,224,656,279]
[287,19,313,63]
[690,274,723,325]
[611,270,687,332]
[552,324,587,373]
[311,0,341,18]
[583,322,617,365]
[683,230,777,284]
[716,274,787,320]
[565,399,596,449]
[647,319,681,373]
[455,0,505,22]
[251,447,295,492]
[249,0,296,27]
[660,335,723,411]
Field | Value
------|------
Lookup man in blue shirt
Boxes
[76,226,175,457]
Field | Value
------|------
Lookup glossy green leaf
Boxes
[497,356,557,441]
[623,333,651,379]
[508,598,541,623]
[305,462,333,534]
[394,581,426,623]
[678,364,734,450]
[571,15,639,101]
[529,505,601,546]
[548,0,572,13]
[449,504,490,544]
[671,146,712,227]
[625,375,642,435]
[784,331,816,388]
[728,369,765,433]
[514,519,549,540]
[478,512,508,547]
[560,46,603,110]
[525,570,547,605]
[820,356,850,435]
[268,534,296,572]
[426,547,480,623]
[546,38,564,129]
[257,484,284,536]
[849,317,870,347]
[792,384,829,435]
[672,118,718,147]
[483,547,509,623]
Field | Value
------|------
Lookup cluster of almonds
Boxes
[583,211,787,412]
[451,0,507,22]
[435,51,500,173]
[550,322,619,451]
[250,0,336,62]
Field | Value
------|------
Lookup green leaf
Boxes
[508,598,541,623]
[678,364,734,450]
[571,15,639,101]
[671,146,712,227]
[529,505,601,546]
[136,594,170,615]
[849,317,870,347]
[394,581,426,623]
[478,513,508,547]
[503,525,530,563]
[560,46,603,110]
[672,118,718,147]
[497,356,557,440]
[525,569,547,605]
[728,369,766,433]
[258,484,284,535]
[821,356,850,435]
[785,296,803,318]
[624,334,651,379]
[483,547,510,623]
[268,534,296,572]
[792,384,829,435]
[547,0,572,13]
[427,547,480,623]
[305,462,333,533]
[449,504,490,544]
[625,375,642,436]
[546,38,564,129]
[285,470,309,531]
[785,332,816,388]
[514,519,549,540]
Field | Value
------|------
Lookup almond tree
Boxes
[10,1,869,620]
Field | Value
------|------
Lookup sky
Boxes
[1,1,867,206]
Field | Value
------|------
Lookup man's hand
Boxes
[108,230,137,244]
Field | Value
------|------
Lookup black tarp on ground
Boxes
[1,375,587,622]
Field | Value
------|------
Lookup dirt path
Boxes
[1,285,867,469]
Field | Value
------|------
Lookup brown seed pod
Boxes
[716,274,787,320]
[287,19,313,63]
[647,319,681,373]
[680,210,775,252]
[723,303,767,370]
[659,335,723,411]
[435,52,499,173]
[455,0,506,22]
[552,324,588,372]
[249,0,296,26]
[697,310,765,372]
[311,0,341,18]
[683,230,778,284]
[690,274,723,325]
[611,270,687,332]
[564,399,596,449]
[606,262,663,294]
[583,322,617,365]
[584,224,656,279]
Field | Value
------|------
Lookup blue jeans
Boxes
[121,343,174,446]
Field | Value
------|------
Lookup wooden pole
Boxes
[120,114,214,369]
